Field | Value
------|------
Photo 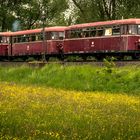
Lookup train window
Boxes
[51,32,59,40]
[39,33,43,40]
[0,36,4,43]
[37,33,42,40]
[90,27,96,37]
[121,25,128,34]
[97,27,104,36]
[21,35,28,42]
[128,25,137,34]
[0,36,2,43]
[6,37,10,43]
[17,36,22,43]
[77,30,82,38]
[74,30,78,38]
[90,30,96,37]
[1,37,9,43]
[138,25,140,34]
[59,32,64,40]
[35,35,38,41]
[75,31,79,38]
[105,28,112,36]
[69,30,84,38]
[75,30,80,38]
[35,34,38,41]
[46,32,51,40]
[21,36,25,42]
[35,33,40,41]
[6,37,9,43]
[4,37,6,43]
[112,26,120,35]
[10,36,12,44]
[13,37,17,43]
[75,29,82,38]
[83,31,89,37]
[66,31,71,38]
[65,31,71,38]
[82,28,90,37]
[31,34,36,41]
[70,30,76,38]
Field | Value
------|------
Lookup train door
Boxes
[120,25,129,51]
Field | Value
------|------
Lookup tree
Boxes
[0,0,26,31]
[0,0,140,31]
[118,0,140,19]
[0,0,68,31]
[70,0,140,24]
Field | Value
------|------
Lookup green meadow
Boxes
[0,64,140,139]
[0,64,140,94]
[0,83,139,140]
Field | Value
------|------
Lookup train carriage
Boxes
[64,19,140,59]
[11,26,66,60]
[0,32,12,60]
[45,27,66,56]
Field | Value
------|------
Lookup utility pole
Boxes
[42,10,46,62]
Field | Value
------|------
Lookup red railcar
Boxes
[0,32,12,59]
[11,26,66,60]
[64,19,140,59]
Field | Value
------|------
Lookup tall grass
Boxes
[0,83,139,140]
[0,64,140,95]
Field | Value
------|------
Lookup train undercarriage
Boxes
[1,51,140,62]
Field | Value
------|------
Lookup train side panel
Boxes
[63,36,128,54]
[47,40,64,54]
[127,36,140,51]
[12,40,64,56]
[12,41,43,56]
[0,44,8,56]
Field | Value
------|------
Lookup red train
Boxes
[0,18,140,61]
[0,32,12,60]
[2,26,66,61]
[64,18,140,60]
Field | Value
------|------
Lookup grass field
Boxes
[0,64,140,95]
[0,82,139,140]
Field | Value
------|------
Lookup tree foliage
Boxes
[0,0,140,31]
[71,0,140,24]
[0,0,68,31]
[0,0,27,31]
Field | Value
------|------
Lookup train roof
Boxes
[67,18,140,30]
[45,26,67,32]
[12,29,41,36]
[12,26,66,36]
[0,32,13,36]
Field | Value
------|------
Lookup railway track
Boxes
[0,60,140,67]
